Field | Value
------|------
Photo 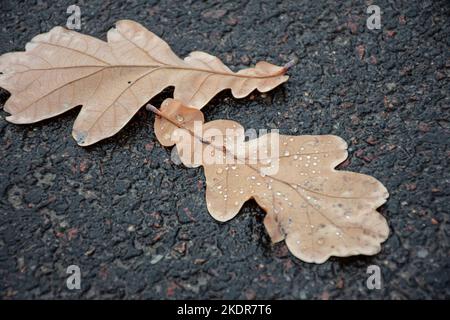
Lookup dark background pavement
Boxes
[0,0,449,299]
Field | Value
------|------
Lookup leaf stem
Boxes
[146,103,163,117]
[282,57,298,71]
[146,103,209,144]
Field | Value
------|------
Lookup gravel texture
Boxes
[0,0,449,299]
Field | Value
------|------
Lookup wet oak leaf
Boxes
[154,99,389,263]
[0,20,289,146]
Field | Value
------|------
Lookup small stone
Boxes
[336,278,345,289]
[386,30,396,37]
[201,9,227,19]
[356,44,365,60]
[366,136,378,145]
[173,242,187,255]
[347,20,358,34]
[386,82,397,92]
[245,289,256,300]
[405,183,417,191]
[435,71,445,81]
[240,55,250,65]
[225,16,238,26]
[150,254,164,264]
[417,248,428,258]
[194,259,207,265]
[84,247,96,256]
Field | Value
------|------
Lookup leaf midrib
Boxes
[9,63,285,79]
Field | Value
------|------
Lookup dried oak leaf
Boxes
[0,20,288,146]
[154,99,389,263]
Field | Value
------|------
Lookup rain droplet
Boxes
[216,168,223,174]
[289,138,294,142]
[176,114,184,122]
[284,151,290,156]
[293,155,299,160]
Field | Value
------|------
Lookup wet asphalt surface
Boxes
[0,0,449,299]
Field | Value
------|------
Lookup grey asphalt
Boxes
[0,0,449,299]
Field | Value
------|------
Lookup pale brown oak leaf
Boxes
[0,20,288,146]
[152,99,390,263]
